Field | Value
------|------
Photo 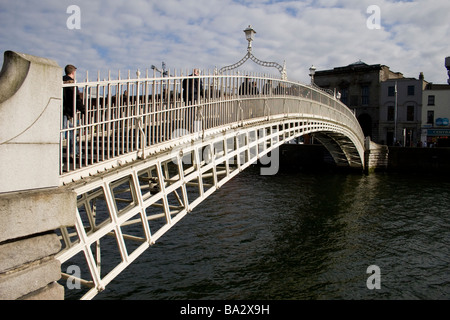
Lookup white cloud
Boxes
[1,0,449,84]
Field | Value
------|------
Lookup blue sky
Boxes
[1,0,449,84]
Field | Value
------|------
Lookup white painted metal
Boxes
[60,71,364,183]
[57,70,365,299]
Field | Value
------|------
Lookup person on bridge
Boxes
[182,69,204,105]
[62,64,85,157]
[239,77,251,95]
[263,80,273,95]
[63,65,85,119]
[239,77,259,95]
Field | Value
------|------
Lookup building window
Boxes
[387,106,395,121]
[388,86,395,97]
[407,85,415,96]
[428,95,435,106]
[361,86,369,106]
[407,105,414,121]
[427,111,434,124]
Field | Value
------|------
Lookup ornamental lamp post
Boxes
[151,62,168,77]
[394,81,398,144]
[219,25,287,80]
[244,25,257,52]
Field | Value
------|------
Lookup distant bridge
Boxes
[0,51,369,300]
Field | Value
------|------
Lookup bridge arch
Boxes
[55,72,365,299]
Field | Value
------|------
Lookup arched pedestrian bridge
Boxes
[0,51,368,300]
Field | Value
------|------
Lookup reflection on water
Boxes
[94,167,450,300]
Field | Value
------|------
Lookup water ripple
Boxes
[98,169,450,300]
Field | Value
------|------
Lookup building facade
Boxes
[379,74,428,146]
[421,83,450,147]
[314,61,403,143]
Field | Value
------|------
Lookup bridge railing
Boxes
[60,70,363,183]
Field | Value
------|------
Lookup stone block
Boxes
[20,282,64,300]
[0,143,60,194]
[0,51,62,193]
[0,233,61,273]
[0,258,61,300]
[0,187,76,243]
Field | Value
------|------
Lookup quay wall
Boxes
[280,143,450,174]
[0,51,76,300]
[387,146,450,174]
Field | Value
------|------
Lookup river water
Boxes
[94,166,449,300]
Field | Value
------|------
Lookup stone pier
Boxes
[364,137,389,173]
[0,51,76,300]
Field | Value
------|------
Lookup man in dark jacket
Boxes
[62,64,85,157]
[63,64,85,119]
[182,69,203,105]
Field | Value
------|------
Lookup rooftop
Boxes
[315,61,393,75]
[425,83,450,90]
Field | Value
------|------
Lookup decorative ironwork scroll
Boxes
[219,51,287,80]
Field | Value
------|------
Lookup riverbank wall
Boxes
[387,146,450,174]
[278,144,450,174]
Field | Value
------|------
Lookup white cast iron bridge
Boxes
[55,66,365,299]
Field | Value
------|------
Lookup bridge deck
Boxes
[60,71,364,185]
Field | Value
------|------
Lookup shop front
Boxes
[427,125,450,147]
